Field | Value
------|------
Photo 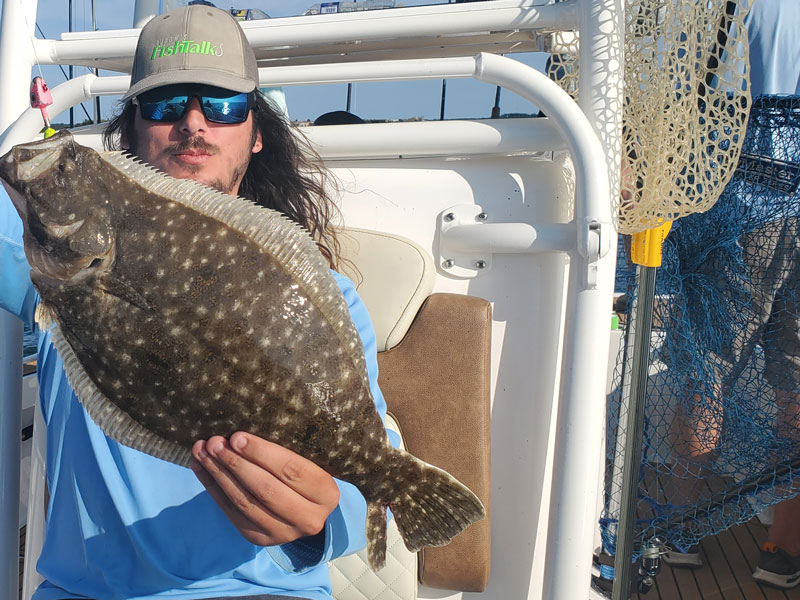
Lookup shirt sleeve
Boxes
[266,270,401,572]
[0,187,38,326]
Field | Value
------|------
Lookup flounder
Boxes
[0,131,485,570]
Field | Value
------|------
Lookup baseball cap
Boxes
[122,5,258,101]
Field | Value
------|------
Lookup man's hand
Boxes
[190,432,340,547]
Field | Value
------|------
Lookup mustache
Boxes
[166,137,220,155]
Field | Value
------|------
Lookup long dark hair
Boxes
[103,91,340,268]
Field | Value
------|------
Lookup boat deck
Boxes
[636,517,800,600]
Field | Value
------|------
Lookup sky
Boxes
[30,0,549,125]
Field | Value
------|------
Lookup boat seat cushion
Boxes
[337,229,492,593]
[377,293,492,592]
[337,228,435,352]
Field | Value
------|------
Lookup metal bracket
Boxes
[438,205,612,285]
[437,205,496,279]
[578,218,612,289]
[437,204,577,279]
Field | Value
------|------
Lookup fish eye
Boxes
[58,162,67,172]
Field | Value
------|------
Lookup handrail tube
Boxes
[308,120,566,160]
[0,314,21,600]
[0,49,615,600]
[257,55,477,86]
[442,222,576,255]
[37,0,577,65]
[1,54,609,246]
[0,55,589,161]
[543,0,623,597]
[0,74,104,154]
[474,53,609,247]
[0,1,38,598]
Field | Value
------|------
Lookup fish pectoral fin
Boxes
[98,275,153,312]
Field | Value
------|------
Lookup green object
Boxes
[611,313,619,330]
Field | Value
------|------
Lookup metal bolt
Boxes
[476,260,487,269]
[442,259,455,268]
[443,212,456,222]
[477,212,488,220]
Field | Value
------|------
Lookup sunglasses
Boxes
[133,84,254,124]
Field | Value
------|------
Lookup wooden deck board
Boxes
[655,560,685,600]
[640,517,800,600]
[701,532,748,600]
[718,527,768,599]
[671,559,702,599]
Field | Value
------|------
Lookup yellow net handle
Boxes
[630,221,672,267]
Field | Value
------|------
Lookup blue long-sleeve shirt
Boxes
[745,0,800,97]
[1,190,395,600]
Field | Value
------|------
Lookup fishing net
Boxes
[549,0,752,234]
[604,94,800,556]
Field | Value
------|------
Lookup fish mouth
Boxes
[0,134,67,188]
[27,242,114,289]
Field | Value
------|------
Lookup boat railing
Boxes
[0,2,623,599]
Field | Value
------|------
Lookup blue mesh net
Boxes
[604,95,800,557]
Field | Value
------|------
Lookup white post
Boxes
[132,0,160,28]
[543,0,623,598]
[0,1,38,598]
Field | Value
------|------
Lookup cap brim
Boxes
[122,68,257,101]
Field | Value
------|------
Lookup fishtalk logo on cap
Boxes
[122,5,258,101]
[151,39,224,59]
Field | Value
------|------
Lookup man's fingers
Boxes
[189,450,276,546]
[226,432,340,505]
[191,438,329,542]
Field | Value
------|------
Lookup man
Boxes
[1,5,394,599]
[662,0,800,588]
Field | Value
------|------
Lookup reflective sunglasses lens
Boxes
[138,96,189,122]
[200,93,250,124]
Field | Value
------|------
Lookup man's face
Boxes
[124,91,263,195]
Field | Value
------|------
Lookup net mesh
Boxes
[604,95,800,555]
[549,0,752,234]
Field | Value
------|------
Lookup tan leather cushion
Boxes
[378,293,492,592]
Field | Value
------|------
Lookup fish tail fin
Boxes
[366,501,388,570]
[390,456,486,556]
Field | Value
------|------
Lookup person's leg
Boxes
[665,222,778,567]
[666,384,723,506]
[754,481,800,589]
[753,219,800,588]
[767,489,800,554]
[662,383,722,567]
[766,388,800,554]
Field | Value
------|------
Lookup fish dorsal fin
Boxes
[36,302,192,466]
[100,151,368,377]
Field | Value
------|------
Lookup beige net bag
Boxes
[550,0,753,234]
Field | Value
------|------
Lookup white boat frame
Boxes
[0,1,623,599]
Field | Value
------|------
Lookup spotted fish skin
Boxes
[0,131,485,570]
